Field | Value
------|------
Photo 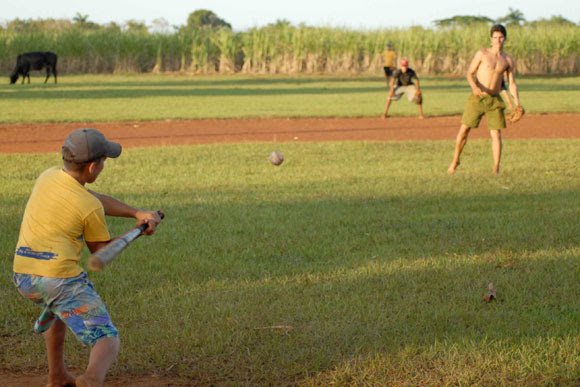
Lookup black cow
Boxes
[10,52,58,84]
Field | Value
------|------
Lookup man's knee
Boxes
[459,125,471,136]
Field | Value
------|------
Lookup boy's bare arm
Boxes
[89,190,162,234]
[86,240,111,254]
[89,190,139,218]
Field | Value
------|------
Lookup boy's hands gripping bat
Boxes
[88,211,164,272]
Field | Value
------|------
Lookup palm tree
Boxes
[498,8,526,26]
[73,13,89,25]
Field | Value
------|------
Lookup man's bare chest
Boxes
[481,54,509,74]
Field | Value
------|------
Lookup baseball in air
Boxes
[268,151,284,166]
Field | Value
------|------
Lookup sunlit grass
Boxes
[0,75,578,123]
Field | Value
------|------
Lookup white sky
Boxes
[1,0,577,30]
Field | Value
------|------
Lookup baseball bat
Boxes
[88,211,164,272]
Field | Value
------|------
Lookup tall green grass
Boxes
[0,140,578,384]
[1,24,578,75]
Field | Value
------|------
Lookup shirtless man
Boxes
[448,24,521,175]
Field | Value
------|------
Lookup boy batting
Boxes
[448,24,523,175]
[13,128,163,387]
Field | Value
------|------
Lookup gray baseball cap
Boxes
[62,128,122,163]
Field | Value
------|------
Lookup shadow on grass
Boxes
[2,186,577,282]
[140,187,578,280]
[126,188,577,382]
[1,76,577,101]
[2,75,381,88]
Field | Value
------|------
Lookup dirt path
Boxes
[1,114,579,154]
[0,372,194,387]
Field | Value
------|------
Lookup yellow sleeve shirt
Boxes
[13,167,111,278]
[382,50,397,67]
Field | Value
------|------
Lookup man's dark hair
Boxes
[490,24,507,38]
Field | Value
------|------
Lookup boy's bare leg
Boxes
[490,129,502,174]
[448,124,471,175]
[44,319,76,387]
[76,337,120,387]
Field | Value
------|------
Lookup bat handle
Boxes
[138,210,165,233]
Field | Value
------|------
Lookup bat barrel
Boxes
[87,210,164,272]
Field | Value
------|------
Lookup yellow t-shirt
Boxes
[13,167,110,278]
[382,50,397,67]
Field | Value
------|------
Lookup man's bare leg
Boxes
[490,129,502,174]
[448,124,471,175]
[44,319,76,387]
[418,103,425,119]
[76,337,120,387]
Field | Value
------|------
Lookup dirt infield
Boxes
[1,113,579,154]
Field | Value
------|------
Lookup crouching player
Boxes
[382,58,425,120]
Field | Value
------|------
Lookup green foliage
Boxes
[0,22,578,75]
[124,20,149,34]
[528,15,577,27]
[436,8,529,28]
[498,8,527,27]
[2,18,74,32]
[72,13,90,24]
[186,9,232,30]
[71,12,101,30]
[433,15,494,27]
[1,141,578,384]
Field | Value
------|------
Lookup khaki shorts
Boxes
[462,94,506,130]
[390,85,417,103]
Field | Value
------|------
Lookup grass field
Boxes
[1,139,578,384]
[0,74,579,123]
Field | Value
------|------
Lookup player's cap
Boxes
[401,59,409,67]
[62,128,122,163]
[386,42,392,48]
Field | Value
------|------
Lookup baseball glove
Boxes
[412,90,422,105]
[507,105,525,123]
